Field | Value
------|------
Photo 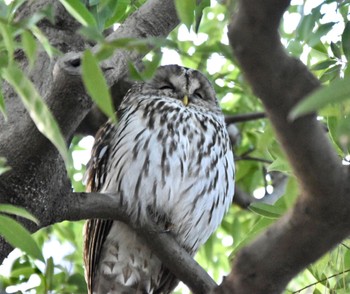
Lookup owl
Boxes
[84,64,235,293]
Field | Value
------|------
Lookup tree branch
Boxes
[233,174,288,209]
[75,0,180,135]
[59,192,217,294]
[235,155,272,164]
[215,0,350,293]
[53,0,180,138]
[258,173,288,205]
[225,112,265,124]
[233,187,254,209]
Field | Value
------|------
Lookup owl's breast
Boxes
[103,96,235,252]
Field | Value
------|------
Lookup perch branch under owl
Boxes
[60,191,217,293]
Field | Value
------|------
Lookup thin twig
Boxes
[225,112,266,124]
[262,166,268,195]
[235,155,273,164]
[341,242,350,251]
[290,268,350,293]
[238,147,255,157]
[233,186,254,208]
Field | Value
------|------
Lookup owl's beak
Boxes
[182,95,189,106]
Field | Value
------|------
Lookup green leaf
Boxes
[0,204,39,224]
[327,116,345,156]
[45,257,54,291]
[0,86,6,121]
[138,51,162,80]
[230,217,275,256]
[308,22,335,48]
[194,0,210,33]
[59,0,97,27]
[331,42,342,59]
[174,0,196,31]
[0,23,15,63]
[81,50,116,122]
[342,21,350,61]
[95,37,176,61]
[311,59,337,71]
[1,64,71,170]
[248,202,285,219]
[290,78,350,119]
[329,115,350,153]
[267,157,291,174]
[287,39,303,57]
[296,14,315,41]
[31,26,60,58]
[21,30,37,68]
[318,64,341,83]
[0,156,11,175]
[79,26,105,43]
[6,0,26,21]
[0,214,44,261]
[310,41,328,55]
[67,273,86,291]
[128,61,144,81]
[9,266,36,279]
[105,0,129,27]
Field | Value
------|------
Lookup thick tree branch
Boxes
[59,192,217,294]
[53,0,180,139]
[216,0,350,293]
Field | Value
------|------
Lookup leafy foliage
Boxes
[82,50,116,123]
[0,205,43,262]
[0,221,86,293]
[2,0,350,293]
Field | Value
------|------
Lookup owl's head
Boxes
[141,64,221,113]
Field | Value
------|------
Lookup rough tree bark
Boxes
[214,0,350,293]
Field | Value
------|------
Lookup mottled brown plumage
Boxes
[84,65,235,293]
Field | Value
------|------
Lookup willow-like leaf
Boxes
[2,64,71,170]
[82,50,116,123]
[0,214,44,262]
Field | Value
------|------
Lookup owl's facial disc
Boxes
[146,65,220,112]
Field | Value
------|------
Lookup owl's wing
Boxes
[84,219,113,292]
[154,265,179,294]
[83,123,114,293]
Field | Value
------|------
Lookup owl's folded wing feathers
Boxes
[83,123,114,294]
